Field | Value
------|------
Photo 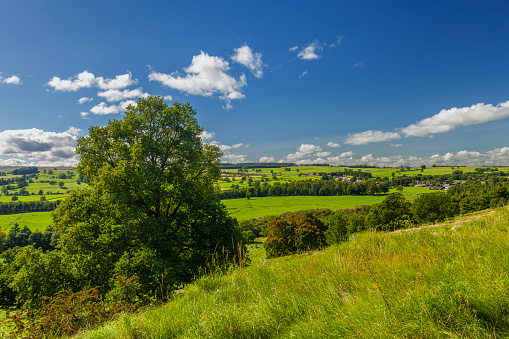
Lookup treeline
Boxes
[218,178,388,199]
[0,223,60,254]
[0,200,62,215]
[11,167,39,175]
[220,162,295,169]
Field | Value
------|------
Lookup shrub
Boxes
[264,212,327,258]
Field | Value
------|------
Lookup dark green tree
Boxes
[367,193,412,230]
[411,192,456,224]
[45,96,245,301]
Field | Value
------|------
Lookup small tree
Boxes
[264,212,327,258]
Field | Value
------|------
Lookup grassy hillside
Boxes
[78,207,509,338]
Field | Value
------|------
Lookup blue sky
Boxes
[1,0,509,167]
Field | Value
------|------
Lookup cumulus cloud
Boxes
[297,41,323,60]
[232,45,264,78]
[345,130,401,145]
[340,151,355,157]
[47,71,137,92]
[221,153,247,163]
[199,130,215,140]
[148,51,246,109]
[78,97,93,104]
[2,75,21,85]
[0,128,80,166]
[327,141,341,148]
[316,151,331,157]
[89,100,136,115]
[97,88,149,102]
[286,143,322,161]
[401,100,509,137]
[259,156,275,162]
[163,95,173,101]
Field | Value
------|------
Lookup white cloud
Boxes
[65,126,83,136]
[149,51,246,109]
[163,95,173,101]
[97,88,149,102]
[232,143,245,149]
[299,70,308,79]
[340,151,355,157]
[89,100,136,115]
[316,151,331,157]
[221,153,247,163]
[401,100,509,137]
[0,128,80,166]
[327,141,341,148]
[3,75,21,85]
[289,46,299,52]
[47,71,137,92]
[286,143,322,161]
[390,144,403,147]
[345,130,401,145]
[232,45,264,78]
[80,112,90,119]
[297,41,323,60]
[78,97,93,104]
[199,131,215,140]
[259,156,275,162]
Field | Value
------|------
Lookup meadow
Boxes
[77,206,509,338]
[0,211,52,231]
[222,187,428,221]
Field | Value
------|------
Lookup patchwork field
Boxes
[0,211,52,231]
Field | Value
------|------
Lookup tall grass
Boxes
[79,207,509,338]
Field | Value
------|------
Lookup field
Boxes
[77,207,509,338]
[222,187,425,221]
[0,211,52,231]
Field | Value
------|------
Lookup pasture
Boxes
[0,211,53,232]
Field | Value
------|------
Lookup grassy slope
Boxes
[0,211,53,231]
[79,207,509,339]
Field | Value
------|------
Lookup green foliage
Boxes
[264,212,327,258]
[4,277,140,338]
[47,96,243,302]
[367,193,412,230]
[76,208,509,339]
[412,192,457,224]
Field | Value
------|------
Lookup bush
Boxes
[264,212,327,258]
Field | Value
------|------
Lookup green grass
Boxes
[223,195,387,220]
[78,207,509,338]
[0,211,53,232]
[222,188,427,221]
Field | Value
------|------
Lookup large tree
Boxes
[49,96,243,300]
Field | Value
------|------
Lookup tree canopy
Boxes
[6,97,244,305]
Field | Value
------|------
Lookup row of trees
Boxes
[218,179,390,199]
[0,200,62,215]
[0,223,60,253]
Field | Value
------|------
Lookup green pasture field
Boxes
[0,168,86,200]
[223,186,433,220]
[222,194,415,221]
[0,211,52,232]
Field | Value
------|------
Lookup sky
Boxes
[1,0,509,167]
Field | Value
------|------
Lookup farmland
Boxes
[223,187,425,220]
